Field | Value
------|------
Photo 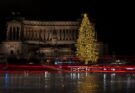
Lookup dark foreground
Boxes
[0,71,135,93]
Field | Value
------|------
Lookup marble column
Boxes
[11,26,13,40]
[31,30,33,40]
[48,30,51,40]
[67,30,69,40]
[15,27,17,40]
[70,30,73,40]
[41,30,43,41]
[60,30,62,40]
[59,30,61,40]
[36,30,38,40]
[35,30,38,40]
[6,26,10,40]
[73,30,77,40]
[29,30,31,40]
[61,30,64,40]
[19,27,21,40]
[27,29,29,40]
[58,29,61,40]
[68,30,70,40]
[24,28,26,40]
[31,29,34,40]
[45,30,48,40]
[33,30,35,40]
[63,30,65,40]
[43,30,45,41]
[25,28,28,40]
[61,30,63,40]
[65,30,67,40]
[68,30,71,40]
[57,30,60,40]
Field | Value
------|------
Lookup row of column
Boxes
[7,26,21,40]
[23,29,78,41]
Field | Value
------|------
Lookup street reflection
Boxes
[0,71,135,93]
[77,73,99,93]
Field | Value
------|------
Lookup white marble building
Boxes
[1,17,106,57]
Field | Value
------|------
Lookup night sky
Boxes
[0,0,134,55]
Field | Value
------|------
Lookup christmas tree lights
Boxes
[76,13,99,64]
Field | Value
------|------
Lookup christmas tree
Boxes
[76,13,99,65]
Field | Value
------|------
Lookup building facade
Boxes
[1,17,106,59]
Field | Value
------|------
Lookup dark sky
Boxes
[0,0,135,55]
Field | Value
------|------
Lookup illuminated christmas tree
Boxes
[76,13,99,64]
